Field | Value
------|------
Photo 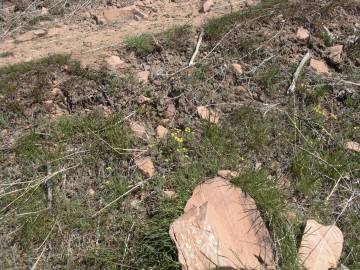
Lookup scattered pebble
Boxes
[310,59,330,74]
[33,29,47,37]
[134,157,155,177]
[156,125,168,139]
[197,106,219,124]
[296,27,310,40]
[345,141,360,152]
[105,55,124,70]
[41,7,49,15]
[327,44,343,64]
[137,95,150,104]
[163,189,177,199]
[231,63,243,75]
[130,121,146,138]
[200,0,214,13]
[245,0,260,6]
[164,103,176,119]
[88,188,95,196]
[217,170,239,179]
[137,70,150,83]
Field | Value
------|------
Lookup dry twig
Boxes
[287,50,311,94]
[189,29,204,67]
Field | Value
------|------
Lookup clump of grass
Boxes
[191,64,210,83]
[125,34,157,55]
[49,6,65,15]
[160,25,192,50]
[0,51,14,58]
[204,0,290,40]
[125,25,192,56]
[316,31,333,47]
[0,54,70,77]
[256,65,282,95]
[232,169,302,269]
[27,15,51,26]
[0,112,8,128]
[298,84,329,105]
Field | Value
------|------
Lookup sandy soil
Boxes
[0,0,247,68]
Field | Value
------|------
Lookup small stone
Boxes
[231,63,243,75]
[197,106,219,124]
[199,0,214,13]
[156,125,168,139]
[245,0,260,7]
[130,121,146,138]
[52,104,67,118]
[345,141,360,152]
[105,55,124,70]
[102,6,134,23]
[33,29,47,36]
[88,188,95,196]
[217,170,239,179]
[163,189,177,199]
[328,44,343,64]
[95,15,107,25]
[310,59,330,74]
[296,27,310,41]
[51,87,62,97]
[164,103,176,119]
[41,7,49,15]
[299,220,343,270]
[135,157,155,177]
[137,95,150,104]
[96,105,112,117]
[137,70,150,83]
[255,161,262,170]
[130,198,143,211]
[16,31,36,42]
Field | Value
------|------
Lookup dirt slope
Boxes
[0,0,248,68]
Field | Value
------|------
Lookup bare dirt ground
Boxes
[0,0,248,67]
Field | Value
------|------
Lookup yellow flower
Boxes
[185,127,192,133]
[175,136,184,143]
[149,143,156,148]
[314,104,326,116]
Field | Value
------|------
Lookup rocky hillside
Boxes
[0,0,359,269]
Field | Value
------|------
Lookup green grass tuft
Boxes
[125,34,157,55]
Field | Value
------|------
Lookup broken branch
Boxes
[189,29,204,67]
[287,50,311,94]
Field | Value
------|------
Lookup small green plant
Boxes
[204,0,289,40]
[192,64,210,82]
[256,65,282,95]
[161,25,191,49]
[27,15,51,26]
[317,31,333,46]
[0,54,69,76]
[0,51,14,58]
[125,34,157,55]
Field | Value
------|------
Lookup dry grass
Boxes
[0,0,359,269]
